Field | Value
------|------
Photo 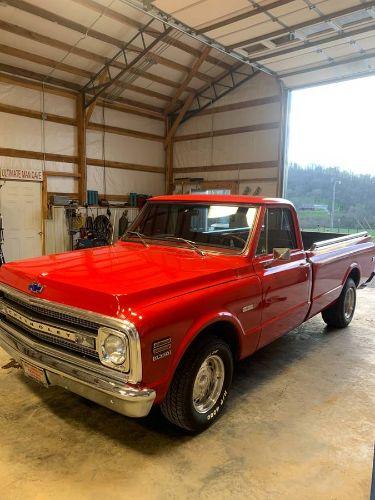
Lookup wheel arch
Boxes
[167,313,244,390]
[344,265,361,287]
[185,319,242,361]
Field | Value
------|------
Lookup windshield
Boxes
[122,203,258,253]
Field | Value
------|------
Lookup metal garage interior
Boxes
[0,0,374,498]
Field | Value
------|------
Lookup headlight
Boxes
[103,335,126,365]
[98,327,129,371]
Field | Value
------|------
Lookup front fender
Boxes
[138,274,261,403]
[171,309,245,374]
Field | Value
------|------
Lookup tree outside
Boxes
[285,163,375,238]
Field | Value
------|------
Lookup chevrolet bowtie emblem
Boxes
[28,282,44,294]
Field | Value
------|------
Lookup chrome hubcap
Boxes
[193,355,225,414]
[344,287,355,320]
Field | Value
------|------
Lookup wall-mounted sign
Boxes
[0,168,43,182]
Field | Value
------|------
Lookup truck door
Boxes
[253,206,311,348]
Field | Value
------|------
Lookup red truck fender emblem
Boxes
[152,337,172,362]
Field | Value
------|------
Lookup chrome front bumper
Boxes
[0,320,156,418]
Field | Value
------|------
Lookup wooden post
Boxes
[165,47,211,115]
[165,116,174,194]
[166,140,174,194]
[76,92,87,204]
[41,176,48,255]
[164,93,195,148]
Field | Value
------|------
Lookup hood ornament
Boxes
[28,282,44,294]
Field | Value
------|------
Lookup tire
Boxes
[161,335,233,432]
[322,277,357,328]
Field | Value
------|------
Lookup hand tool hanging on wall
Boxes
[65,203,83,251]
[119,210,129,238]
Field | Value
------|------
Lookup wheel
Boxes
[322,277,357,328]
[161,335,233,432]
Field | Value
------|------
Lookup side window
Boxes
[256,208,298,255]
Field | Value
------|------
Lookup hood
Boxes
[0,242,246,318]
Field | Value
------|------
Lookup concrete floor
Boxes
[0,288,374,500]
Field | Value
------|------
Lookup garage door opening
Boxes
[285,75,375,238]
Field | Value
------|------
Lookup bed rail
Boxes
[310,231,368,251]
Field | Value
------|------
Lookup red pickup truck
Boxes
[0,195,374,432]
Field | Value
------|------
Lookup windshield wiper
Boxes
[124,231,149,248]
[162,236,205,256]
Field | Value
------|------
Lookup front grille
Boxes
[2,318,99,359]
[4,292,100,332]
[0,294,99,360]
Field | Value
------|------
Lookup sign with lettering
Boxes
[0,168,43,182]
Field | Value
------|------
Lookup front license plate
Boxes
[22,361,49,387]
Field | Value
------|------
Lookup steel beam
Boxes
[197,0,295,34]
[255,22,375,62]
[229,1,375,49]
[117,0,276,77]
[172,65,259,125]
[279,49,375,78]
[82,17,172,108]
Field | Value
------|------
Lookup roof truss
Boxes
[83,17,172,108]
[115,0,276,77]
[0,0,373,120]
[170,64,259,125]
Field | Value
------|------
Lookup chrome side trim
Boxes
[0,283,142,383]
[0,323,155,418]
[313,284,342,302]
[242,304,255,312]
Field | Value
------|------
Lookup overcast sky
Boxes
[287,75,375,175]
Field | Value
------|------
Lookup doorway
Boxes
[284,75,375,237]
[0,181,43,262]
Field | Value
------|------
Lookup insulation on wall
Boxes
[173,72,284,197]
[0,82,76,194]
[86,105,165,196]
[0,82,165,198]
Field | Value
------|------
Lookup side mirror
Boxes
[273,247,291,261]
[262,248,291,269]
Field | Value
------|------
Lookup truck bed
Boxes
[303,230,374,319]
[301,230,343,251]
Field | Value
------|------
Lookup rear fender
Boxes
[343,263,361,286]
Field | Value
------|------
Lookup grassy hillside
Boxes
[286,164,375,231]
